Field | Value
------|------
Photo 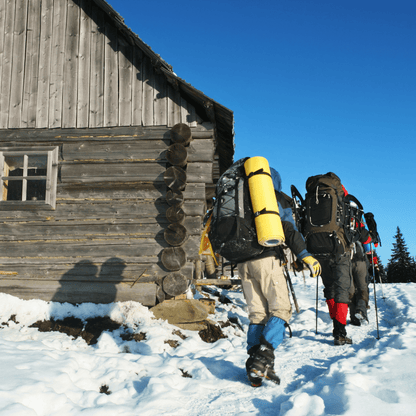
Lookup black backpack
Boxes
[302,172,362,256]
[208,158,264,263]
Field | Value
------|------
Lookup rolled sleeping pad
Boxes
[244,157,285,247]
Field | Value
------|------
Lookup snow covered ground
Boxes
[1,274,415,416]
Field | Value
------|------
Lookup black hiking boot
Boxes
[246,346,262,387]
[355,309,369,325]
[333,319,353,346]
[246,339,280,386]
[349,301,360,326]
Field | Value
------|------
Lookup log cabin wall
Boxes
[0,0,234,305]
[0,0,199,130]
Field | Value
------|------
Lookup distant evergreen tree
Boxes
[386,227,416,283]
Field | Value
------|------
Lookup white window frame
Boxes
[0,147,59,210]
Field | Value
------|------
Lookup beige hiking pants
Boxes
[237,256,292,325]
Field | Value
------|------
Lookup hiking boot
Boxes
[334,335,353,345]
[355,310,368,325]
[333,318,352,346]
[246,340,280,386]
[246,346,262,387]
[350,315,361,326]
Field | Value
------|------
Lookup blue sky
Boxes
[108,0,416,266]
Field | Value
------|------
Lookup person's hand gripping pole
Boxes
[302,256,321,277]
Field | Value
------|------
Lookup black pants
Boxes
[351,257,369,312]
[318,253,353,304]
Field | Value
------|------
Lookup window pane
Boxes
[4,155,24,177]
[27,155,47,176]
[27,180,46,201]
[5,180,23,201]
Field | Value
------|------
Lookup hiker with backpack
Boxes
[208,157,321,387]
[295,172,365,346]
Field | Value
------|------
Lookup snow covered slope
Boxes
[1,274,415,415]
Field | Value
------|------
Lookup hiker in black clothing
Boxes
[301,174,358,346]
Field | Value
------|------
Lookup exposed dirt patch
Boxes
[25,315,231,346]
[180,368,192,378]
[120,331,147,342]
[30,316,122,345]
[198,321,227,343]
[100,385,112,395]
[172,329,187,340]
[165,339,179,348]
[1,314,19,327]
[220,317,243,331]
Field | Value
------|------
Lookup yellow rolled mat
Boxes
[244,156,285,247]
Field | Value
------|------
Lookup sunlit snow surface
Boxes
[1,275,415,416]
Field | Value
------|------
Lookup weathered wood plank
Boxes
[142,56,154,126]
[56,181,167,199]
[131,47,143,126]
[118,34,132,126]
[62,140,168,161]
[0,125,210,141]
[62,0,80,128]
[0,0,16,128]
[49,0,67,128]
[181,95,190,127]
[0,279,157,305]
[36,0,53,128]
[0,0,5,104]
[8,0,28,129]
[182,199,205,216]
[0,199,203,219]
[60,162,166,182]
[167,83,181,127]
[76,0,91,128]
[183,183,206,200]
[154,70,167,126]
[186,162,213,184]
[194,279,241,286]
[187,139,215,162]
[89,3,105,127]
[0,261,194,283]
[0,217,202,238]
[56,182,205,201]
[104,22,118,126]
[0,235,200,259]
[22,0,41,128]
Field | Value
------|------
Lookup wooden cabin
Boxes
[0,0,234,306]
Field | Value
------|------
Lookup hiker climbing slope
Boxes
[299,172,364,346]
[209,157,320,387]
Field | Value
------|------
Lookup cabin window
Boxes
[0,147,59,210]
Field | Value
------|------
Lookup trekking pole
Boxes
[282,253,300,313]
[371,245,380,340]
[377,261,385,300]
[315,273,319,334]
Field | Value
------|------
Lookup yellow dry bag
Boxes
[244,157,285,247]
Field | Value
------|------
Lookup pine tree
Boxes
[386,227,416,283]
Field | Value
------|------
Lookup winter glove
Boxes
[302,256,321,277]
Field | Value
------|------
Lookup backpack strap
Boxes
[254,207,280,217]
[246,168,272,179]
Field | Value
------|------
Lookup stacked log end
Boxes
[160,123,193,298]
